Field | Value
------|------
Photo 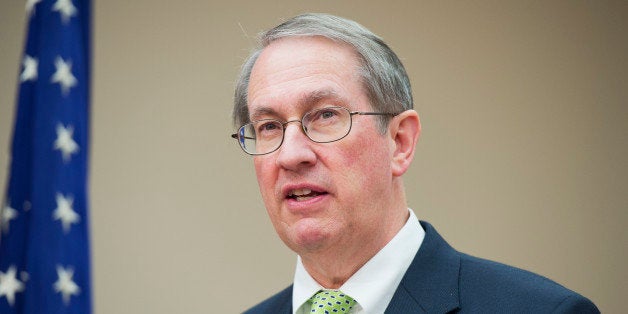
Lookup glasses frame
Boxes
[231,106,401,156]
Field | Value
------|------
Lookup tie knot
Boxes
[308,289,357,314]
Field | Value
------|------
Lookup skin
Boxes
[247,36,421,288]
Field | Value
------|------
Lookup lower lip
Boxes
[285,193,329,212]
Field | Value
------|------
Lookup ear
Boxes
[389,110,421,177]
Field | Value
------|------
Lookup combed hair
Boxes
[233,13,413,132]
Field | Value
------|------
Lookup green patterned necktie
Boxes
[308,289,357,314]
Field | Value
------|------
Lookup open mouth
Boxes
[286,188,327,202]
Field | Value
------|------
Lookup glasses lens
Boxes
[239,120,283,155]
[303,107,351,142]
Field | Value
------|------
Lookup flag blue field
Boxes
[0,0,92,313]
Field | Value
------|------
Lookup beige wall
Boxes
[1,1,626,313]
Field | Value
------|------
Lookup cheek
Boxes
[254,158,276,199]
[332,134,392,193]
[350,131,391,166]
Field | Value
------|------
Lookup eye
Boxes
[260,122,279,131]
[321,110,336,119]
[309,107,342,122]
[255,120,282,138]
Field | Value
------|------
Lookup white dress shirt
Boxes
[292,209,424,314]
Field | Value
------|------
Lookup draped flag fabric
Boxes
[0,0,92,313]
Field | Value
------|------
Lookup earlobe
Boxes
[390,110,421,177]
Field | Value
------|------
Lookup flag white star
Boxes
[26,0,42,16]
[20,55,38,82]
[0,266,25,307]
[1,203,18,235]
[52,0,77,24]
[51,57,77,96]
[54,266,80,305]
[53,194,80,234]
[54,123,79,162]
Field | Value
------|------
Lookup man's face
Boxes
[247,37,397,256]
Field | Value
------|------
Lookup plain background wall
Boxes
[1,1,626,313]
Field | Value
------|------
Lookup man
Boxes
[231,13,599,314]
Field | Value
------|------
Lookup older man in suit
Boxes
[231,13,598,313]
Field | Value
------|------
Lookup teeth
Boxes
[291,189,312,196]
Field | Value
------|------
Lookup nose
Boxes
[276,121,317,171]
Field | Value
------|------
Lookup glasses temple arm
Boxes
[351,111,401,117]
[231,133,256,140]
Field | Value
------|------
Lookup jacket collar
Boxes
[386,221,461,313]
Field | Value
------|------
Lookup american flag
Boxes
[0,0,92,313]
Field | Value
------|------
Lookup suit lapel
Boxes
[386,221,461,314]
[278,286,293,314]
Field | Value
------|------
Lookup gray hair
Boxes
[233,13,413,132]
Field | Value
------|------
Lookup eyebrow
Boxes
[301,89,343,105]
[249,107,279,121]
[249,89,348,121]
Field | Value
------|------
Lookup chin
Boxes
[283,218,330,253]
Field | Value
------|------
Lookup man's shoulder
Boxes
[243,285,293,314]
[457,253,599,313]
[402,221,599,313]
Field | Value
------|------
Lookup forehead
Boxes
[247,37,368,119]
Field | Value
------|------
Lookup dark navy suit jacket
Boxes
[244,221,599,313]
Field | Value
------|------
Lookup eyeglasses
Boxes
[231,106,400,155]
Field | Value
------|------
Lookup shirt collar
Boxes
[292,209,424,314]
